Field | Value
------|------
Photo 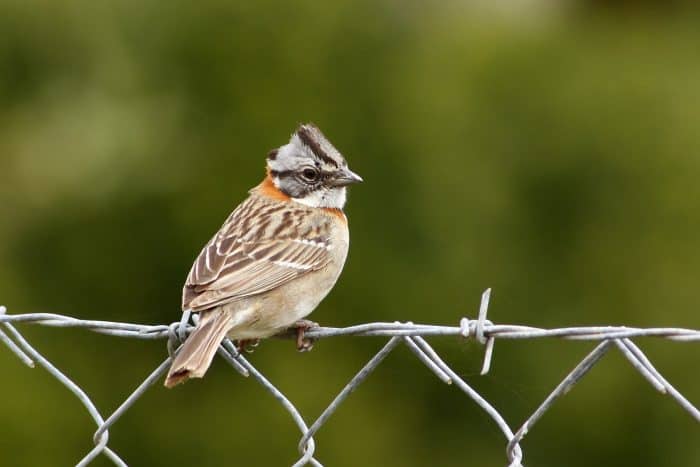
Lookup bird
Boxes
[164,123,362,388]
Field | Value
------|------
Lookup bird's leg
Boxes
[293,319,318,352]
[236,339,260,353]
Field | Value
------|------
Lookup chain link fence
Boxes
[1,289,698,466]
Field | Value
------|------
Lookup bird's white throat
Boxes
[292,186,347,209]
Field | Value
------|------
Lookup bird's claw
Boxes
[293,319,318,352]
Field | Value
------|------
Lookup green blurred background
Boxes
[1,0,699,466]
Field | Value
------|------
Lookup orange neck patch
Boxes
[323,207,347,224]
[255,174,291,202]
[254,169,347,223]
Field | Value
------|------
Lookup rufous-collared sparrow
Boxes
[165,123,362,387]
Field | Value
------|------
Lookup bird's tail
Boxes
[164,308,231,388]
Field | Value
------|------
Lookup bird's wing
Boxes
[182,196,334,311]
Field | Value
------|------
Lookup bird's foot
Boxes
[236,339,260,353]
[293,319,318,352]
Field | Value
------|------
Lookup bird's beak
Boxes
[330,167,363,187]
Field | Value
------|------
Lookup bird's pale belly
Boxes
[224,251,347,340]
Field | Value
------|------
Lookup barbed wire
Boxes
[1,289,698,466]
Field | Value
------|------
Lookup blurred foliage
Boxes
[1,0,699,466]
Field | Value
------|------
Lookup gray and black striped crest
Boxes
[268,124,347,171]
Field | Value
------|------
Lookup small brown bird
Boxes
[165,124,362,387]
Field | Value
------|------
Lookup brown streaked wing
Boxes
[184,196,281,287]
[182,196,333,311]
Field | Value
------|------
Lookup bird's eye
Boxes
[301,168,319,181]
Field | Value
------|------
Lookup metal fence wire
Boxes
[1,289,698,466]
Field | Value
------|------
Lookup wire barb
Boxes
[0,292,698,466]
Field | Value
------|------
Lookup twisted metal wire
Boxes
[0,289,698,467]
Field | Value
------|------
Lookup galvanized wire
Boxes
[0,289,698,467]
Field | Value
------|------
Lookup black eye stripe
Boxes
[270,169,323,180]
[270,167,334,184]
[269,169,294,178]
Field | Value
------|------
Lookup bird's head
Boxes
[266,123,362,209]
